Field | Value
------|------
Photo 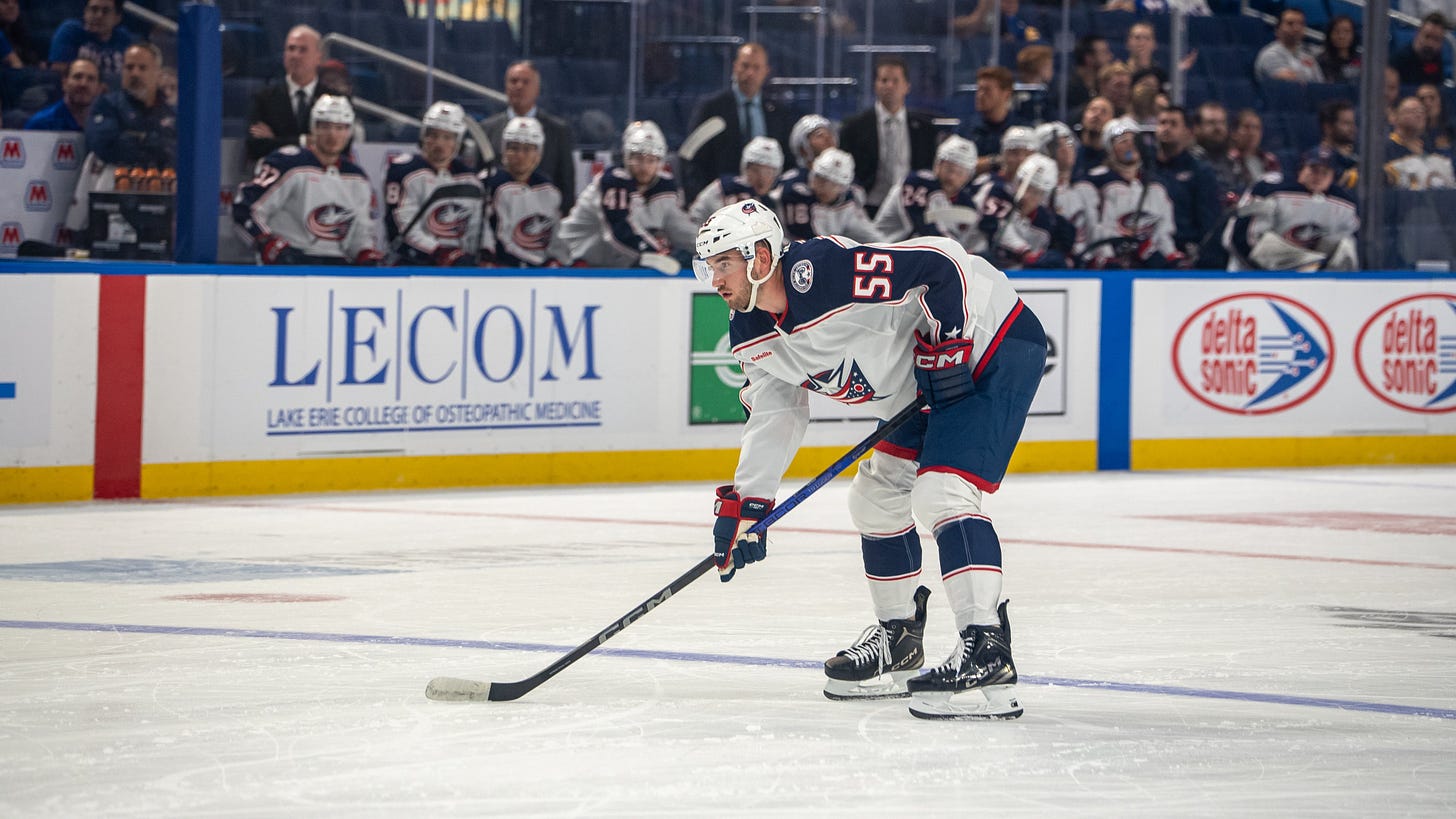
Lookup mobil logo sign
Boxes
[1,221,23,252]
[52,137,80,170]
[24,179,51,212]
[0,136,24,168]
[1354,294,1456,413]
[1172,292,1333,415]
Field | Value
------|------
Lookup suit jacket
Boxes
[482,107,577,212]
[838,106,939,205]
[246,81,321,163]
[684,89,794,200]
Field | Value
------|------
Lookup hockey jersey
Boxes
[873,169,983,253]
[234,146,379,262]
[1222,178,1359,271]
[383,153,483,265]
[774,177,885,244]
[479,167,566,266]
[726,235,1024,498]
[688,173,773,224]
[1065,167,1178,266]
[557,165,699,267]
[971,176,1075,269]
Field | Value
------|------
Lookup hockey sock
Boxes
[861,526,923,621]
[935,515,1003,631]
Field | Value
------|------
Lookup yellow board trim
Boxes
[1132,435,1456,470]
[0,466,94,504]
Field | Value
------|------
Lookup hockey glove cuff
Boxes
[259,235,301,265]
[434,246,472,267]
[713,485,773,582]
[354,248,385,266]
[912,330,976,407]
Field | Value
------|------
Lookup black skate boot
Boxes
[822,586,931,701]
[907,600,1022,719]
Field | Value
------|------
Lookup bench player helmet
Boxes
[740,136,785,175]
[622,120,668,159]
[934,135,979,172]
[790,114,834,166]
[310,94,355,129]
[1014,153,1059,202]
[811,147,856,187]
[502,115,546,148]
[694,200,786,312]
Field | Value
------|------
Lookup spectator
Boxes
[479,116,570,267]
[233,95,382,266]
[953,0,1044,43]
[787,113,837,171]
[1385,95,1456,188]
[1385,66,1402,113]
[774,147,884,243]
[1098,62,1133,116]
[1224,146,1359,271]
[1067,117,1180,268]
[1416,83,1456,153]
[317,59,351,96]
[246,25,323,163]
[24,57,99,132]
[0,19,21,69]
[1074,95,1115,177]
[1128,68,1165,127]
[49,0,133,87]
[1317,98,1360,189]
[1067,34,1112,113]
[1390,13,1452,87]
[0,0,42,67]
[1317,14,1363,83]
[1121,21,1168,87]
[1014,43,1055,122]
[1103,0,1211,13]
[481,60,577,212]
[1229,109,1280,191]
[384,101,483,267]
[966,65,1026,176]
[1191,100,1239,201]
[872,135,982,251]
[1255,8,1322,83]
[689,136,784,224]
[158,66,176,107]
[839,56,938,216]
[683,42,795,201]
[558,120,698,271]
[1154,105,1221,266]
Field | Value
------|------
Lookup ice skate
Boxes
[823,585,930,701]
[907,600,1022,720]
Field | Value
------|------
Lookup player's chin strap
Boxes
[744,251,777,313]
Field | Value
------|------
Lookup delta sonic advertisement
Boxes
[1131,281,1456,446]
[166,275,667,462]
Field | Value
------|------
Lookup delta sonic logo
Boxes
[1353,294,1456,413]
[52,137,79,170]
[1172,293,1333,415]
[24,180,51,212]
[0,136,24,168]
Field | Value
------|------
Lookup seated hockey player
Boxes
[384,100,483,267]
[1065,116,1181,268]
[1036,120,1090,256]
[786,113,838,173]
[871,135,982,252]
[975,153,1075,269]
[688,136,785,224]
[693,201,1046,720]
[233,94,383,266]
[557,119,698,273]
[478,116,569,267]
[775,147,885,244]
[1222,146,1359,271]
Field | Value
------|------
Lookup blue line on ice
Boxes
[3,618,1452,721]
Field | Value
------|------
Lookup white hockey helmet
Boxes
[502,115,545,148]
[790,113,834,164]
[310,94,355,129]
[622,119,668,159]
[1102,116,1141,153]
[740,136,785,175]
[934,135,979,172]
[811,147,855,187]
[694,199,786,312]
[1036,120,1075,155]
[421,100,468,139]
[1015,153,1059,200]
[1001,125,1040,153]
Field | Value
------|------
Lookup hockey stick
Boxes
[386,182,483,264]
[677,116,726,162]
[425,394,929,703]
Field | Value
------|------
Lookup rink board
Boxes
[0,262,1452,501]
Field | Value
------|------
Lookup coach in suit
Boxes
[839,56,939,215]
[481,60,577,212]
[683,42,794,200]
[246,24,324,163]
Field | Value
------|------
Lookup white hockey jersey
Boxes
[478,167,566,266]
[1223,178,1359,271]
[1065,166,1178,265]
[872,169,984,253]
[383,152,483,264]
[234,145,378,262]
[774,176,885,244]
[557,165,699,267]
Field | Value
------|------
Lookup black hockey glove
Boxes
[713,484,773,582]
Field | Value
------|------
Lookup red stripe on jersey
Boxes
[973,298,1024,381]
[917,463,1001,493]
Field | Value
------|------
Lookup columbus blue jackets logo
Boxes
[1116,211,1160,239]
[511,214,554,251]
[306,204,355,241]
[1172,293,1333,415]
[741,201,760,215]
[426,202,473,239]
[1284,223,1325,250]
[790,259,813,293]
[1354,293,1456,413]
[800,359,882,404]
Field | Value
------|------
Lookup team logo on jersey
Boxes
[511,214,555,251]
[426,202,473,239]
[52,137,79,170]
[1284,223,1325,250]
[24,180,51,212]
[1172,293,1333,415]
[1353,294,1456,413]
[306,204,355,241]
[789,259,813,293]
[800,359,882,404]
[0,137,24,168]
[0,222,23,251]
[1115,211,1159,239]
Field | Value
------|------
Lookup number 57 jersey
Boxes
[728,235,1026,427]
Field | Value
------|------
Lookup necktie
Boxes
[295,89,309,133]
[742,100,756,139]
[883,118,903,178]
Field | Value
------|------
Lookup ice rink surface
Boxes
[2,465,1454,817]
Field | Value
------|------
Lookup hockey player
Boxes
[1222,146,1359,271]
[787,113,837,171]
[1037,120,1093,257]
[233,94,383,266]
[557,120,698,272]
[775,147,885,244]
[383,100,483,267]
[695,201,1045,720]
[688,136,784,224]
[990,125,1040,185]
[1065,117,1180,268]
[976,153,1075,269]
[871,135,982,252]
[478,116,568,267]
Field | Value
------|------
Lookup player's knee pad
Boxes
[911,470,984,534]
[848,449,917,536]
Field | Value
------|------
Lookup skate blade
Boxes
[908,684,1022,720]
[823,669,918,701]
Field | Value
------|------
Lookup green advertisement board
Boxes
[689,292,746,425]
